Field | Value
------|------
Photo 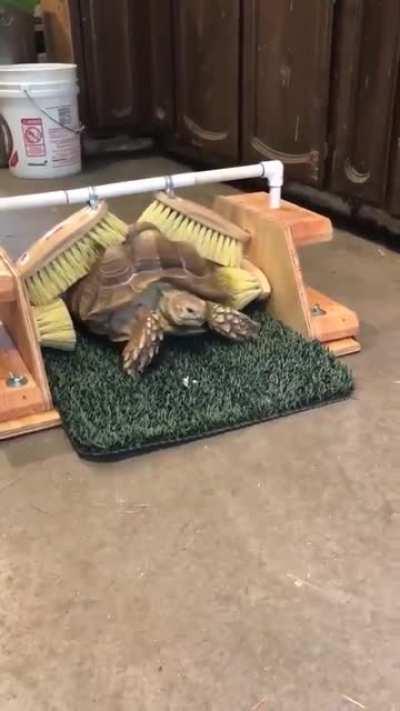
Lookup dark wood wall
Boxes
[68,0,400,220]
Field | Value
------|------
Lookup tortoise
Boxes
[67,222,268,376]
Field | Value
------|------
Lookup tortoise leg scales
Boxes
[206,302,260,342]
[122,311,165,376]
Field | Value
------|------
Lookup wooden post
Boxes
[40,0,74,62]
[0,249,60,439]
[213,192,360,356]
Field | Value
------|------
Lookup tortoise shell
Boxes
[68,222,232,327]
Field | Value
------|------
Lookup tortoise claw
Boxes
[122,311,164,376]
[207,303,260,342]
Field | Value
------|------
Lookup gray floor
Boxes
[1,156,400,711]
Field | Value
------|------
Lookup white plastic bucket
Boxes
[0,63,81,179]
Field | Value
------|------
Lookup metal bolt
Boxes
[311,303,327,317]
[6,373,28,388]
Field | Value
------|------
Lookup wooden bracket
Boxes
[213,192,360,355]
[0,248,60,439]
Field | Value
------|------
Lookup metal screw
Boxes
[311,304,326,317]
[6,373,28,388]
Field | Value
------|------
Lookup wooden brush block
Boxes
[213,192,360,356]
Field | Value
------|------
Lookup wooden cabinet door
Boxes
[148,0,174,135]
[173,0,240,162]
[329,0,400,205]
[388,79,400,215]
[77,0,173,133]
[242,0,333,185]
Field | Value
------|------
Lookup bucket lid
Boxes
[0,63,77,85]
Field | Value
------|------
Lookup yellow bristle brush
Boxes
[214,260,272,311]
[32,298,76,351]
[138,192,250,267]
[16,201,128,306]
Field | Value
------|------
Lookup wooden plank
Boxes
[0,409,60,440]
[0,257,15,302]
[307,287,360,342]
[214,193,312,338]
[227,192,333,247]
[40,0,74,62]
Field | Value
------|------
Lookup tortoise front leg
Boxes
[122,310,165,376]
[206,302,260,342]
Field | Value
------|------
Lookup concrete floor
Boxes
[1,156,400,710]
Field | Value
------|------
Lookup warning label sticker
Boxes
[21,118,46,158]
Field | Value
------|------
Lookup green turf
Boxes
[43,312,353,460]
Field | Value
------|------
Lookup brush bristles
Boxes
[26,212,128,306]
[139,199,243,267]
[33,299,76,351]
[214,267,267,310]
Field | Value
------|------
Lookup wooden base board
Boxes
[307,287,360,343]
[0,408,61,440]
[324,338,361,357]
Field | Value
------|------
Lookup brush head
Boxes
[17,202,128,306]
[33,298,77,351]
[214,263,271,310]
[138,192,250,267]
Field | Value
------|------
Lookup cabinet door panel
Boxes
[173,0,240,162]
[79,0,149,129]
[242,0,333,185]
[330,0,400,205]
[73,0,173,133]
[388,79,400,215]
[148,0,174,134]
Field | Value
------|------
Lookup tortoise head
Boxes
[158,289,207,330]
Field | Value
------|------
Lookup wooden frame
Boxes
[0,249,60,440]
[0,192,359,440]
[213,192,360,356]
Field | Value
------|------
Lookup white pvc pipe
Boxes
[0,160,284,212]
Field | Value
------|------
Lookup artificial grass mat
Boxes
[43,312,353,460]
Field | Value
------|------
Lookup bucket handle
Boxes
[21,85,84,135]
[0,113,13,165]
